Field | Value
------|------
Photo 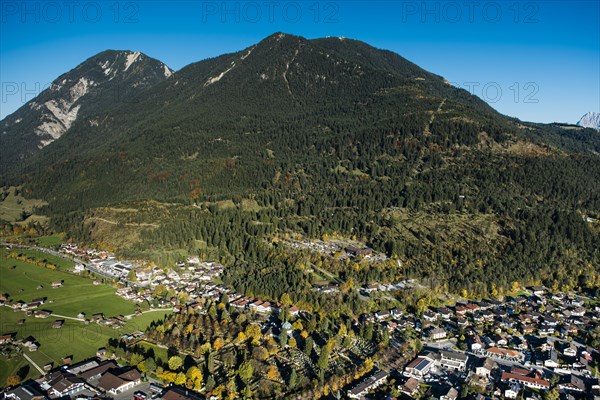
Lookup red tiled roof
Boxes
[501,372,550,388]
[510,367,530,376]
[487,347,521,357]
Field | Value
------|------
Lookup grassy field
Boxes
[8,248,77,271]
[136,340,170,365]
[0,254,171,385]
[0,354,29,385]
[0,309,172,374]
[0,255,135,317]
[35,234,65,248]
[0,186,48,225]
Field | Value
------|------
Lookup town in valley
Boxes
[1,240,599,400]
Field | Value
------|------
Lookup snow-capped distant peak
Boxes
[577,112,600,130]
[124,51,142,71]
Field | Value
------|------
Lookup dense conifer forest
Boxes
[3,33,600,307]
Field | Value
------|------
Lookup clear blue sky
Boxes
[1,1,598,123]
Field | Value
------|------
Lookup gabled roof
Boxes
[5,385,48,400]
[487,347,521,357]
[443,387,459,399]
[403,377,419,393]
[161,386,204,400]
[80,359,118,380]
[440,350,468,362]
[97,368,141,391]
[481,357,495,370]
[48,373,84,394]
[559,374,586,390]
[501,371,550,388]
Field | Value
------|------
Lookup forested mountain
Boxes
[2,32,600,298]
[0,50,173,168]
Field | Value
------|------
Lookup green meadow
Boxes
[0,186,47,225]
[0,254,135,317]
[34,234,65,248]
[7,248,79,272]
[0,252,170,385]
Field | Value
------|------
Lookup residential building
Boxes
[97,369,142,395]
[440,387,459,400]
[400,377,420,397]
[439,351,468,372]
[501,372,550,390]
[4,383,47,400]
[405,353,438,380]
[347,370,388,399]
[474,357,495,378]
[44,373,85,398]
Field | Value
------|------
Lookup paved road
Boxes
[22,352,45,375]
[49,309,170,321]
[50,313,84,321]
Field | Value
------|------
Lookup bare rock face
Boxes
[577,112,600,130]
[1,50,173,165]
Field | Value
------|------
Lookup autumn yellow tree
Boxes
[280,292,292,306]
[245,324,262,345]
[175,372,186,385]
[490,283,499,297]
[137,361,146,373]
[186,366,204,382]
[161,371,177,383]
[213,337,225,351]
[511,281,520,292]
[199,342,212,355]
[362,357,374,374]
[416,298,427,313]
[340,277,355,293]
[6,375,21,387]
[292,320,303,331]
[266,365,281,381]
[186,366,203,388]
[168,356,183,371]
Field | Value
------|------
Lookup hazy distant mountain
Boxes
[0,50,172,168]
[577,112,600,130]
